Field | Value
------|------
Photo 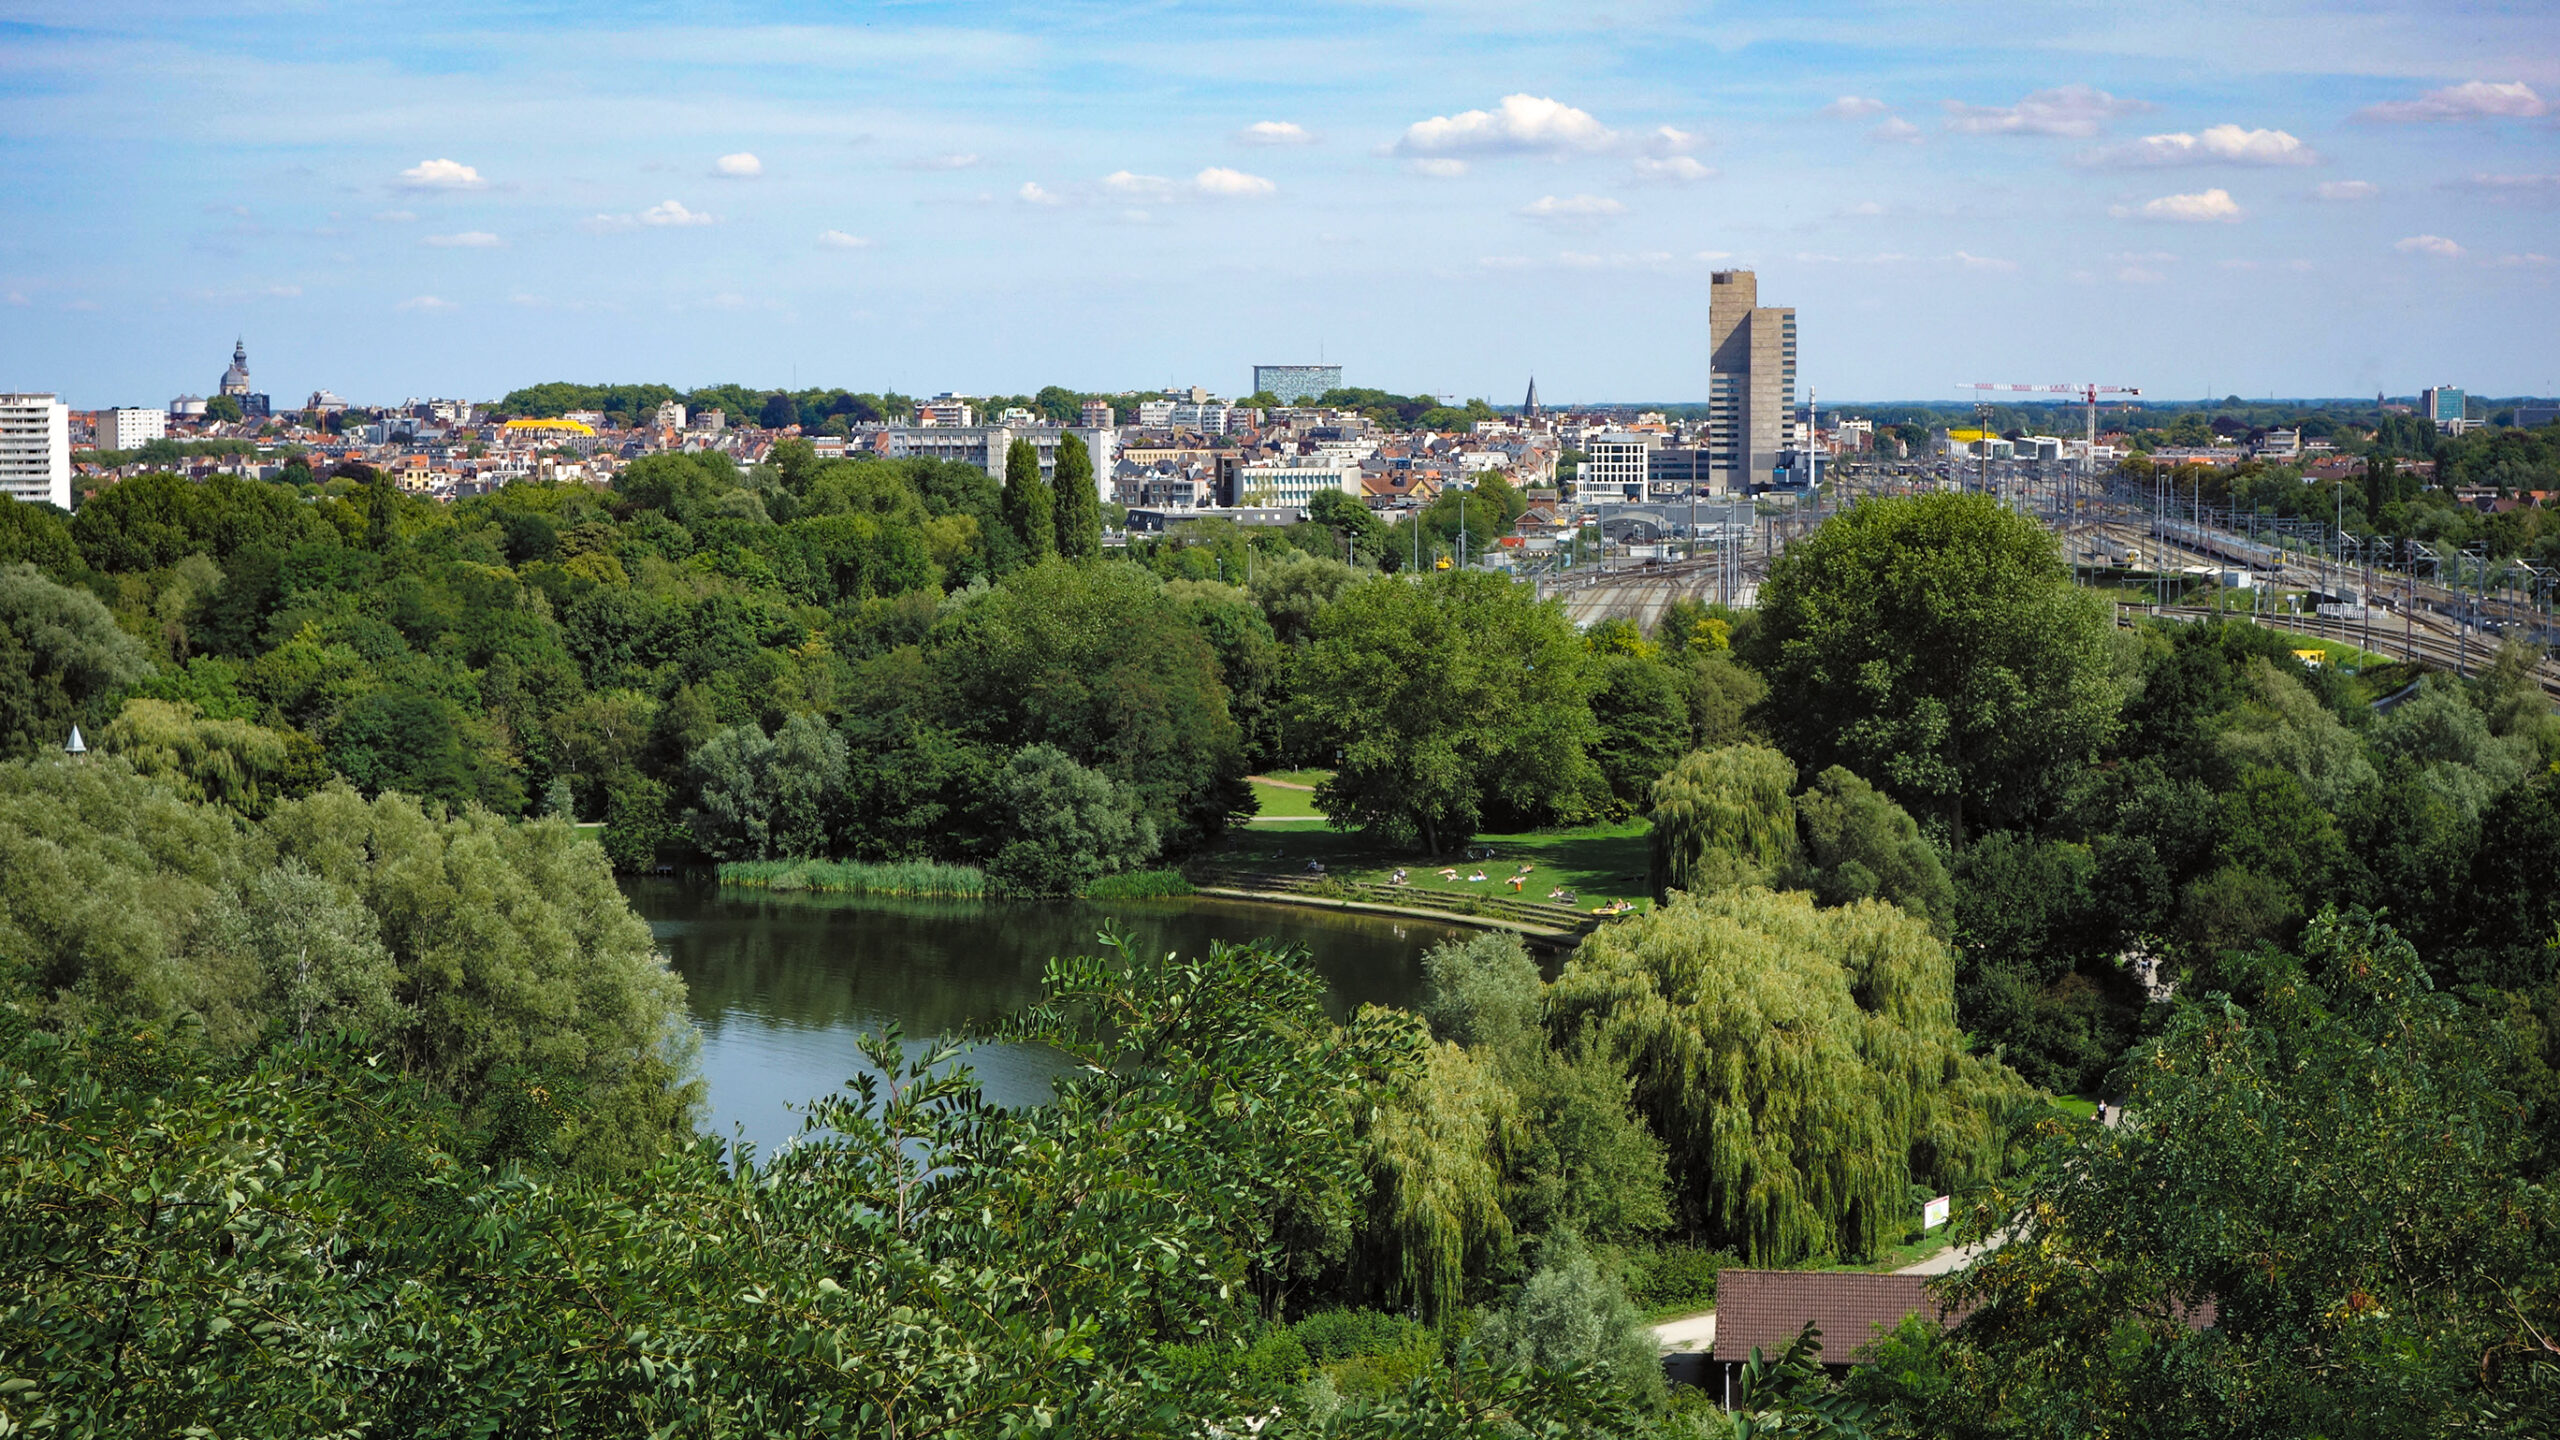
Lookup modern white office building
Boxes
[0,394,72,509]
[1576,432,1651,505]
[98,406,167,451]
[1236,455,1363,511]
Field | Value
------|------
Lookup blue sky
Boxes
[2,0,2555,409]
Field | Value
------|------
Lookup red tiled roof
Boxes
[1711,1270,1971,1364]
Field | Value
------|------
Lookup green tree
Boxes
[1647,744,1800,901]
[1291,572,1601,851]
[202,393,243,423]
[98,697,328,817]
[1549,887,2027,1261]
[0,562,155,759]
[1746,493,2124,842]
[684,712,849,861]
[1052,431,1101,560]
[1474,1232,1666,1411]
[1001,438,1056,561]
[1927,910,2560,1436]
[1786,765,1955,927]
[0,498,77,574]
[982,743,1159,894]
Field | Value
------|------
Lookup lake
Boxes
[625,876,1468,1154]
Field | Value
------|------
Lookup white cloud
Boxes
[1518,193,1626,221]
[3,291,25,306]
[1695,250,1735,263]
[714,152,763,177]
[2394,234,2465,257]
[264,284,302,298]
[908,152,980,170]
[1870,118,1923,145]
[1395,94,1618,157]
[2107,250,2179,263]
[397,158,484,190]
[2116,266,2168,284]
[422,231,500,248]
[1194,166,1275,197]
[1821,96,1888,119]
[1631,156,1715,182]
[1406,158,1468,178]
[2495,252,2553,268]
[2315,180,2379,201]
[371,209,417,223]
[1840,200,1888,217]
[1017,181,1064,206]
[2115,188,2244,222]
[1944,85,2151,138]
[586,199,717,231]
[2083,125,2316,167]
[1104,170,1177,199]
[2357,80,2546,123]
[1950,251,2018,272]
[396,294,455,311]
[816,230,871,249]
[1237,121,1314,146]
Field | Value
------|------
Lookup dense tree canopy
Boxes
[1748,493,2126,840]
[1292,571,1602,850]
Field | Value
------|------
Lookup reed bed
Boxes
[718,858,990,898]
[1078,868,1197,900]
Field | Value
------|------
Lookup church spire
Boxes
[1522,376,1540,419]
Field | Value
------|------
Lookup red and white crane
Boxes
[1958,382,2142,476]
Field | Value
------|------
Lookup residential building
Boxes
[1169,400,1231,434]
[917,393,975,427]
[2256,428,2301,459]
[305,389,348,414]
[0,393,72,508]
[98,407,167,451]
[2422,386,2467,429]
[869,423,1112,495]
[1707,270,1797,490]
[1252,364,1343,404]
[654,400,688,430]
[1134,399,1177,428]
[1080,399,1116,428]
[1235,455,1363,510]
[1576,431,1650,505]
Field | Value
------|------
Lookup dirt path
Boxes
[1247,775,1319,791]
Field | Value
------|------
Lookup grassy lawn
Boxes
[1247,778,1326,820]
[1207,806,1656,911]
[1257,768,1333,789]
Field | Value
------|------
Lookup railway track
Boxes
[2130,605,2560,701]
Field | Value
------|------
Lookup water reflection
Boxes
[626,876,1465,1154]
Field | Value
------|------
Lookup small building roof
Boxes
[1711,1270,1969,1364]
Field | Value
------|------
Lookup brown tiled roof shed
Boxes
[1711,1270,1973,1364]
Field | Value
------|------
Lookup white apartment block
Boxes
[1576,432,1651,505]
[0,394,72,509]
[99,406,168,451]
[1237,456,1363,511]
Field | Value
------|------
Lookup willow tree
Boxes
[1647,743,1800,901]
[1548,887,2027,1262]
[1362,1039,1514,1320]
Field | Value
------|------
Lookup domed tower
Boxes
[218,339,252,398]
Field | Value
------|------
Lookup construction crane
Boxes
[1958,382,2142,479]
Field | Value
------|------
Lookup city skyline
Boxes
[1,0,2555,409]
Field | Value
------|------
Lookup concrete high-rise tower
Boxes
[1706,270,1796,491]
